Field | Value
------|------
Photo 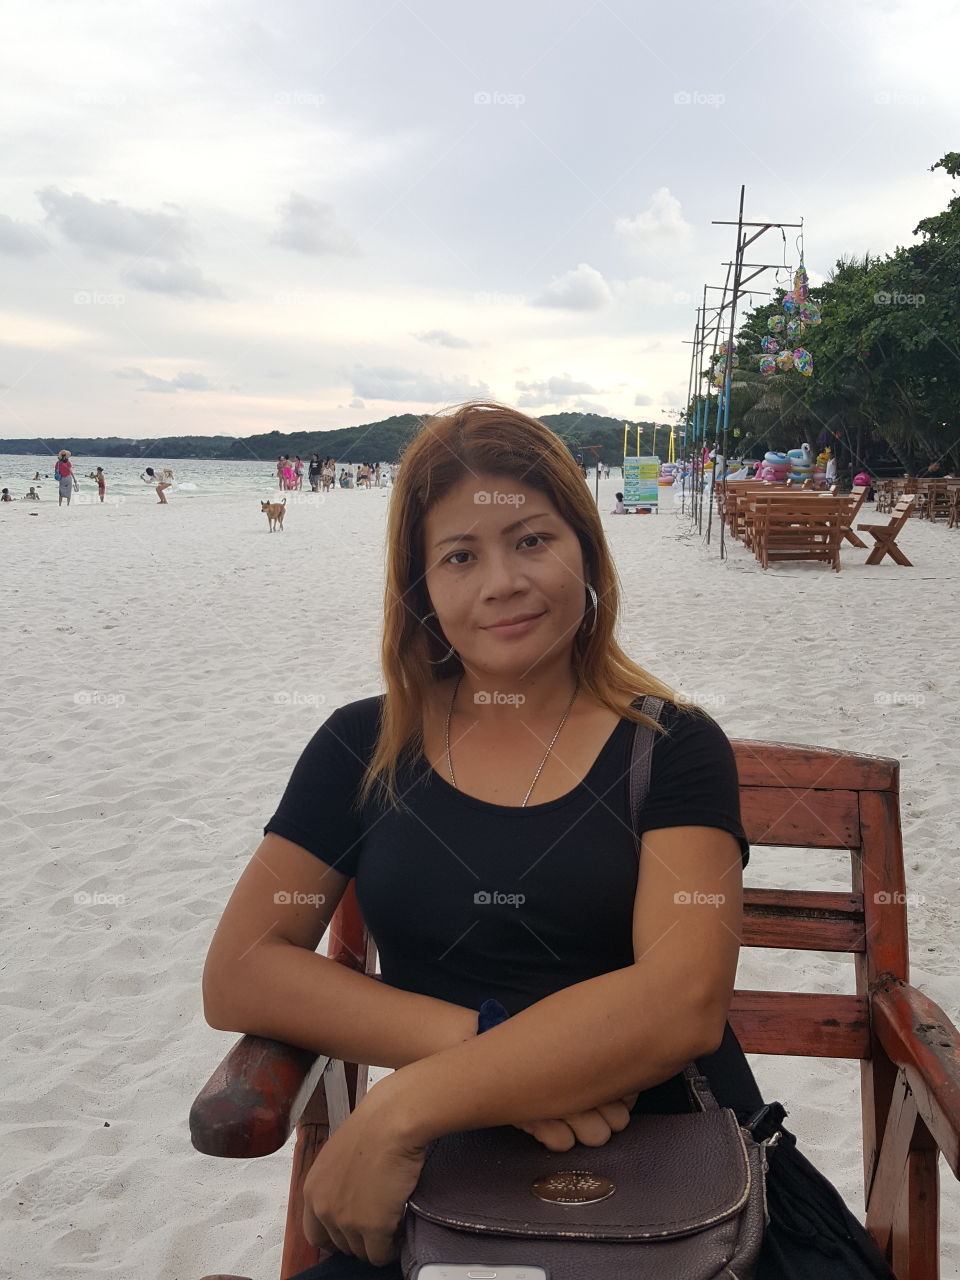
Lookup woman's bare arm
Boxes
[202,834,477,1067]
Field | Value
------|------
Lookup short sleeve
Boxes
[262,696,382,877]
[637,705,749,867]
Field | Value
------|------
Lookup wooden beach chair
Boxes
[858,495,918,566]
[191,741,960,1280]
[948,484,960,530]
[841,485,870,548]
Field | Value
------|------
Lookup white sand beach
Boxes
[2,476,958,1278]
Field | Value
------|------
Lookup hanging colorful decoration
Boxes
[747,250,822,385]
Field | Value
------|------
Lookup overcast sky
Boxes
[1,0,957,440]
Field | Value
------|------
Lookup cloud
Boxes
[115,367,214,393]
[515,373,600,408]
[350,365,490,402]
[634,392,653,405]
[37,186,191,260]
[349,397,366,409]
[414,328,472,349]
[615,187,693,249]
[532,262,613,310]
[270,192,358,256]
[0,214,49,257]
[121,260,225,298]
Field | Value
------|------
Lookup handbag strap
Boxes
[628,695,721,1116]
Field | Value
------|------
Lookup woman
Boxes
[295,456,305,490]
[203,403,894,1280]
[54,450,78,507]
[140,466,174,503]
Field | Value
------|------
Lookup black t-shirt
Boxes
[263,696,761,1116]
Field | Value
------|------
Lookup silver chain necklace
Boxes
[444,674,580,807]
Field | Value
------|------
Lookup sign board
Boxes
[623,456,660,510]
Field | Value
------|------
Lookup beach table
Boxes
[747,495,850,571]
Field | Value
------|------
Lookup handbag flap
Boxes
[406,1109,753,1242]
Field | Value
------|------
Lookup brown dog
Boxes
[261,498,286,532]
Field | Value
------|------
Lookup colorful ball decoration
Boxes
[800,301,821,325]
[782,291,797,314]
[793,348,814,376]
[718,340,736,356]
[793,266,809,301]
[759,355,777,375]
[775,350,794,371]
[768,315,785,334]
[786,318,801,340]
[761,336,779,353]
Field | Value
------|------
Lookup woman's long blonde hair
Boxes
[359,401,681,808]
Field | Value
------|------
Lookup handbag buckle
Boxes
[744,1101,787,1143]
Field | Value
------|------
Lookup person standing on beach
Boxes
[308,455,322,492]
[277,456,287,491]
[294,456,304,490]
[54,450,78,507]
[87,467,107,502]
[141,466,174,504]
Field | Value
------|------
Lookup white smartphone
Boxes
[413,1268,549,1280]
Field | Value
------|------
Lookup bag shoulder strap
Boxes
[628,695,721,1115]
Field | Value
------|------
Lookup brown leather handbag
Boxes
[400,696,785,1279]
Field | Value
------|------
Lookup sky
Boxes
[1,0,957,440]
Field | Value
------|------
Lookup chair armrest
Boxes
[872,976,960,1177]
[190,1034,329,1158]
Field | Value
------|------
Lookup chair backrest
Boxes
[729,740,907,1060]
[888,494,917,531]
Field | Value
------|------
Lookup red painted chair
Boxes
[192,741,960,1280]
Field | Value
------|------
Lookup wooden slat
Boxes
[741,786,860,848]
[731,739,899,792]
[729,990,870,1058]
[858,791,910,982]
[742,888,866,951]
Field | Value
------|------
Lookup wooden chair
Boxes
[191,742,960,1280]
[858,495,918,566]
[948,485,960,530]
[842,486,870,548]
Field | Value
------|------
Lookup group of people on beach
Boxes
[277,454,395,493]
[0,451,176,507]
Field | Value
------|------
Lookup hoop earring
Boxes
[581,584,598,637]
[421,611,458,665]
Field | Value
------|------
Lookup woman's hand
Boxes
[513,1092,639,1151]
[301,1087,428,1266]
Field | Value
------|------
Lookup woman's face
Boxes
[421,472,589,682]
